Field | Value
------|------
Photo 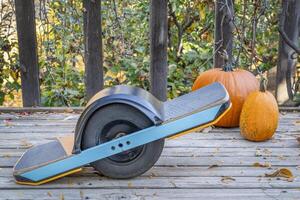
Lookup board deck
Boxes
[163,83,228,121]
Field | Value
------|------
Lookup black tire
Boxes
[82,104,164,179]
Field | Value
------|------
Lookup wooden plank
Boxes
[1,147,300,158]
[0,106,299,113]
[0,107,83,113]
[2,166,300,178]
[0,115,298,199]
[0,124,299,133]
[0,113,78,120]
[1,189,300,200]
[0,130,300,140]
[0,137,298,149]
[0,176,300,189]
[2,155,300,168]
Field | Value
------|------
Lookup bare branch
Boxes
[278,1,300,55]
[279,28,300,54]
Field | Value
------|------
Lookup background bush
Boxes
[0,0,282,106]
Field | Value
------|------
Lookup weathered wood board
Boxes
[0,111,299,199]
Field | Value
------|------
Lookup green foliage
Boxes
[0,1,21,105]
[37,0,85,106]
[0,0,296,106]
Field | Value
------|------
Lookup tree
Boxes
[15,0,40,106]
[83,0,104,100]
[276,0,300,105]
[213,0,234,68]
[150,0,168,101]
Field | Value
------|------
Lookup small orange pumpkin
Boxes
[192,65,259,127]
[239,77,279,141]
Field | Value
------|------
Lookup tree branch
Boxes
[278,1,300,55]
[279,28,300,54]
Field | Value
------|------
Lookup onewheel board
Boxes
[13,82,230,185]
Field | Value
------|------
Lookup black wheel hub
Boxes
[99,120,144,163]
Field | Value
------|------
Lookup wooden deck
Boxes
[0,111,299,199]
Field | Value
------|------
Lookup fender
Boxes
[72,85,164,154]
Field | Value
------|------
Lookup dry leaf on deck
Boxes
[221,176,235,183]
[202,126,212,133]
[20,139,33,148]
[253,162,272,168]
[169,181,177,187]
[297,137,300,144]
[208,164,219,169]
[128,182,132,188]
[3,119,12,126]
[63,116,77,121]
[80,191,84,199]
[265,168,294,180]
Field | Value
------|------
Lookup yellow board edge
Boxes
[169,103,232,139]
[15,168,82,186]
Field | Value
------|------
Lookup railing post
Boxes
[150,0,168,101]
[83,0,104,100]
[15,0,40,107]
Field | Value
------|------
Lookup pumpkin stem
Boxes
[259,74,268,92]
[223,64,234,72]
[220,50,233,72]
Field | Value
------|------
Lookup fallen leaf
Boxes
[65,108,74,113]
[265,168,294,180]
[60,194,64,200]
[169,181,177,187]
[128,182,132,188]
[221,176,235,183]
[63,116,77,121]
[202,126,212,133]
[208,164,219,169]
[150,172,156,177]
[80,191,84,199]
[3,119,12,126]
[297,137,300,144]
[255,149,262,157]
[263,148,272,154]
[19,112,30,116]
[253,162,272,168]
[67,179,74,185]
[20,139,33,148]
[213,148,220,154]
[47,192,52,197]
[278,155,287,160]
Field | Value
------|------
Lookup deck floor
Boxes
[0,111,299,200]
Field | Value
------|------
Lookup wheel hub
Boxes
[99,121,144,163]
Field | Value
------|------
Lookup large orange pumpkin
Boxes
[239,77,279,141]
[192,66,259,127]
